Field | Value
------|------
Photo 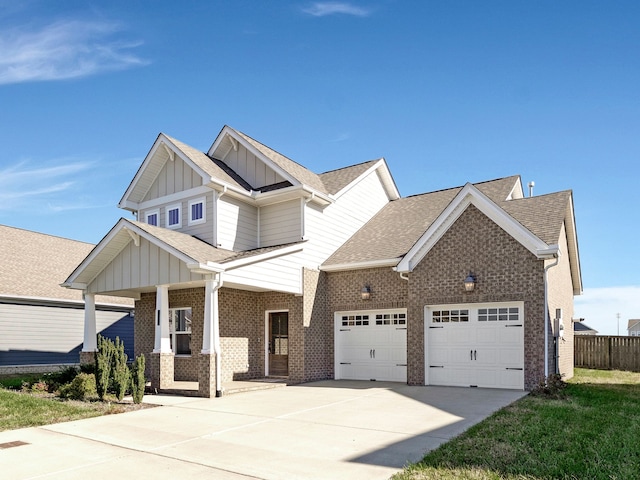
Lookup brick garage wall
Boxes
[302,268,332,382]
[327,267,408,313]
[407,204,547,390]
[219,288,263,382]
[547,222,575,380]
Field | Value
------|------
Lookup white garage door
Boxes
[425,302,524,390]
[335,310,407,382]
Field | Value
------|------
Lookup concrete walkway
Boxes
[0,381,526,479]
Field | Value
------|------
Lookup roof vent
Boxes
[528,181,535,197]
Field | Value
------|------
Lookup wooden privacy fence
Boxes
[575,336,640,372]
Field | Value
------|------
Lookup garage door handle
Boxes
[474,350,477,360]
[340,328,351,331]
[396,363,407,366]
[429,326,444,329]
[430,365,444,368]
[505,324,523,327]
[340,362,351,365]
[506,367,523,370]
[396,327,407,330]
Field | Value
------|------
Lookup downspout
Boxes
[213,186,228,247]
[301,192,315,240]
[213,273,224,398]
[543,255,560,379]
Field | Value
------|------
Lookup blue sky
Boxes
[1,1,638,334]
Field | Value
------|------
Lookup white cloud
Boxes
[303,2,371,17]
[0,19,148,85]
[0,160,92,209]
[574,286,640,336]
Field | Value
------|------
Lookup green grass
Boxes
[393,369,640,480]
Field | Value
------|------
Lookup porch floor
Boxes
[155,378,287,397]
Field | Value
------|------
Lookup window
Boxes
[145,210,159,226]
[478,307,519,322]
[432,310,469,323]
[341,314,369,326]
[188,197,206,226]
[166,204,181,229]
[169,308,192,355]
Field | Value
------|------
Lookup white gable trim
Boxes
[396,183,557,273]
[208,126,300,188]
[119,134,212,211]
[330,158,400,201]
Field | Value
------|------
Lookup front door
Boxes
[269,312,289,376]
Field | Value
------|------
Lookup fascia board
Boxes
[221,244,304,271]
[320,258,401,272]
[209,127,300,187]
[565,195,583,295]
[397,183,551,272]
[253,185,332,207]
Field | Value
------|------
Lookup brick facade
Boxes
[132,204,572,394]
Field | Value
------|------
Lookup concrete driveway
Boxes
[0,381,526,479]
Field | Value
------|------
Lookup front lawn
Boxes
[0,389,135,432]
[393,368,640,480]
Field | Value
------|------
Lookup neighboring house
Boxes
[628,319,640,337]
[0,225,134,374]
[574,321,598,335]
[63,125,582,397]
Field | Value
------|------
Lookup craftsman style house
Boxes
[64,125,581,396]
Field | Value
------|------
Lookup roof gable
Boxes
[119,133,249,210]
[396,183,557,272]
[319,158,400,200]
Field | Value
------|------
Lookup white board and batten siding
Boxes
[259,199,302,248]
[87,237,201,294]
[142,156,203,202]
[222,144,286,189]
[425,302,525,390]
[304,170,390,267]
[0,302,133,367]
[335,309,408,382]
[217,196,258,250]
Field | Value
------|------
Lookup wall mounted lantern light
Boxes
[361,285,371,300]
[464,273,476,292]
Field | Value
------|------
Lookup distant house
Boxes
[63,125,582,396]
[574,321,598,336]
[628,319,640,337]
[0,225,134,374]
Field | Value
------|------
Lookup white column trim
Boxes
[82,292,97,352]
[153,284,172,353]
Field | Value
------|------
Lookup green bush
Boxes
[95,334,115,400]
[59,373,97,400]
[112,337,130,401]
[43,366,80,392]
[130,354,146,404]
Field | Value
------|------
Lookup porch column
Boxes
[80,292,97,365]
[151,285,173,391]
[200,273,223,398]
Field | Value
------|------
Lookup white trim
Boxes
[165,203,182,229]
[321,258,401,272]
[144,209,159,227]
[397,183,554,273]
[331,158,400,202]
[138,185,212,211]
[188,196,206,226]
[220,243,305,271]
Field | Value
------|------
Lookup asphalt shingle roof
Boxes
[324,176,572,267]
[0,225,132,306]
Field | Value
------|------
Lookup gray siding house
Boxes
[64,125,582,396]
[0,225,134,374]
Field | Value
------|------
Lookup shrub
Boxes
[130,354,146,404]
[531,373,568,399]
[112,336,130,401]
[95,334,115,400]
[59,373,97,400]
[43,366,80,392]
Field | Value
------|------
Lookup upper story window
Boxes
[145,209,159,226]
[188,197,206,226]
[166,204,181,229]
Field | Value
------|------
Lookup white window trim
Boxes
[169,307,192,357]
[165,203,182,229]
[188,197,206,226]
[145,209,159,226]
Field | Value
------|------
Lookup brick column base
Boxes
[150,352,175,391]
[79,351,95,366]
[199,353,218,398]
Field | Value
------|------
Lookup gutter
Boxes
[543,253,560,379]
